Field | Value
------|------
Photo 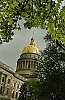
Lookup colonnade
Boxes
[17,60,39,71]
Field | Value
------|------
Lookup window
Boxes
[8,79,10,84]
[1,86,2,91]
[7,88,9,94]
[15,92,18,98]
[12,91,14,98]
[14,83,16,87]
[0,86,2,94]
[17,84,19,89]
[2,77,4,82]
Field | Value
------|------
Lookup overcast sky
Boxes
[0,20,46,70]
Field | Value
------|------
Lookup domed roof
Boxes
[22,37,39,54]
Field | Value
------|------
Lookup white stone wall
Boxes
[0,64,24,100]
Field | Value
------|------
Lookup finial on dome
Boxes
[30,33,35,46]
[22,34,39,54]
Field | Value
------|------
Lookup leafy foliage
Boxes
[0,0,22,43]
[18,79,41,100]
[39,42,65,99]
[47,6,65,44]
[0,0,65,44]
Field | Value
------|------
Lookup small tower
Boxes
[16,37,42,79]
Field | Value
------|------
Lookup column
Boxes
[19,61,21,70]
[23,61,24,69]
[30,61,31,69]
[33,61,34,69]
[22,61,23,69]
[27,61,29,69]
[25,60,26,69]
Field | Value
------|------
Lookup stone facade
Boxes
[0,62,26,100]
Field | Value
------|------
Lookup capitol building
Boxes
[0,37,42,100]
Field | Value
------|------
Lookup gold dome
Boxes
[22,37,39,54]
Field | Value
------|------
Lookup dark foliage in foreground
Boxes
[18,39,65,100]
[39,42,65,100]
